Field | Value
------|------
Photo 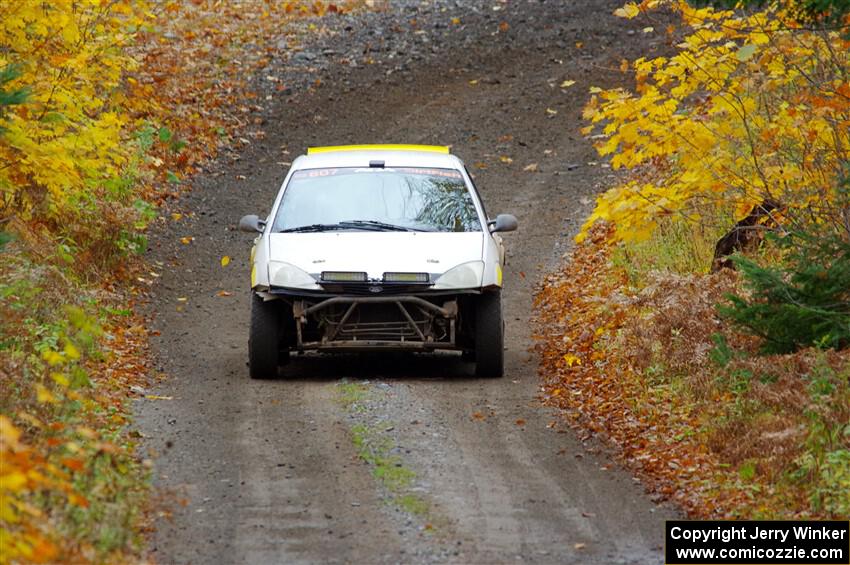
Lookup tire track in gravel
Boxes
[137,1,680,563]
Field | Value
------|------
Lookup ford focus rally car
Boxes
[238,144,517,379]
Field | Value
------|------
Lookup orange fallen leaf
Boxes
[515,418,526,426]
[68,493,90,508]
[62,457,85,471]
[216,290,233,297]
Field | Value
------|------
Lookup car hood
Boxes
[267,231,484,278]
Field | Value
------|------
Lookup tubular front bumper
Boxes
[290,294,460,351]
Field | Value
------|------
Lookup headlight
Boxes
[433,261,484,290]
[268,261,320,290]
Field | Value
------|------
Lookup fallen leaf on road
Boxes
[523,163,539,172]
[546,107,558,116]
[145,395,173,400]
[216,290,233,297]
[574,543,586,550]
[499,21,509,32]
[180,236,194,245]
[499,155,513,164]
[515,418,526,426]
[560,80,576,88]
[220,255,231,267]
[472,412,486,421]
[613,2,640,18]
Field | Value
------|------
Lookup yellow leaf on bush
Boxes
[36,385,57,404]
[2,471,28,491]
[50,372,70,387]
[63,342,80,361]
[42,350,64,367]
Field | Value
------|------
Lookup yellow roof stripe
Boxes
[307,144,450,155]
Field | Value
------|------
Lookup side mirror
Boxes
[489,213,518,233]
[239,214,265,233]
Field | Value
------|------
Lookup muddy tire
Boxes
[249,294,280,379]
[474,290,504,378]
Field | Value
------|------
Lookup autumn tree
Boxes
[0,0,147,261]
[579,0,850,257]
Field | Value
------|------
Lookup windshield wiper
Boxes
[338,220,425,232]
[277,220,425,233]
[277,223,345,233]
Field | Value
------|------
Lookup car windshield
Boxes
[272,167,482,233]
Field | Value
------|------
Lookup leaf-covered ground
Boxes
[535,225,850,519]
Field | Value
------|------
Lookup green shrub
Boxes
[719,231,850,353]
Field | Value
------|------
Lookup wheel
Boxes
[474,290,504,378]
[249,293,280,379]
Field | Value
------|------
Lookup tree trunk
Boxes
[711,199,781,273]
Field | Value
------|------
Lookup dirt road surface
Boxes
[137,1,679,563]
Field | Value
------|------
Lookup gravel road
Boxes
[137,1,679,563]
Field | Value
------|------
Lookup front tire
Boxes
[474,290,504,378]
[249,294,280,379]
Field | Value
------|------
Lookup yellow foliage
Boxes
[0,416,59,564]
[0,1,147,220]
[580,1,850,243]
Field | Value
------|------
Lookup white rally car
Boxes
[239,144,517,379]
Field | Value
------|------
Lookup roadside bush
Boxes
[719,231,850,354]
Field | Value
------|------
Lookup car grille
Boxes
[317,282,433,296]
